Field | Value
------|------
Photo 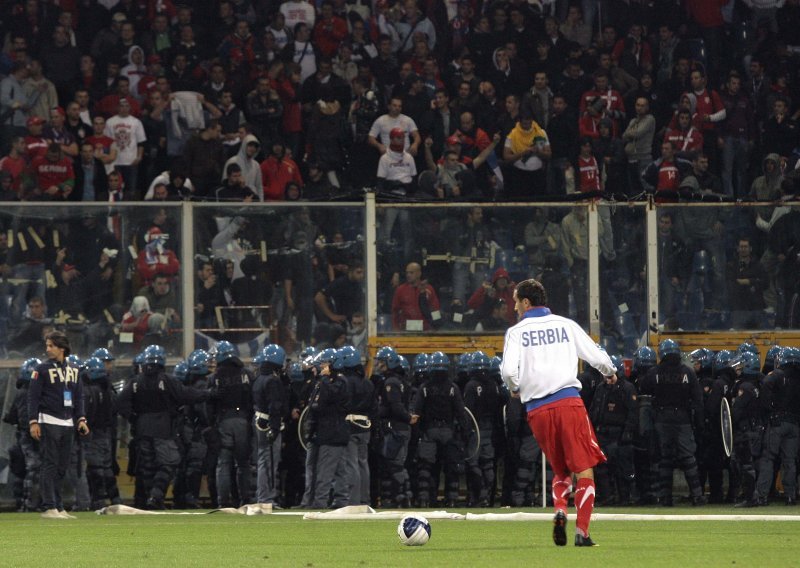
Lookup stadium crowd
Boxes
[2,0,800,360]
[4,340,800,513]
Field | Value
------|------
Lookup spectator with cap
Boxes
[376,127,417,194]
[24,115,48,161]
[95,77,143,119]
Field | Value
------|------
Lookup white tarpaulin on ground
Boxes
[303,505,464,520]
[97,503,274,515]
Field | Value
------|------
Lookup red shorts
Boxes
[526,397,606,476]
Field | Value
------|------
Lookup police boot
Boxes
[145,496,166,510]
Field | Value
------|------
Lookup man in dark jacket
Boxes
[27,331,90,518]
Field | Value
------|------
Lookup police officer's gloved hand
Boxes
[266,430,276,444]
[621,429,633,445]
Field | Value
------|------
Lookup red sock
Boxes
[552,475,572,513]
[574,478,596,537]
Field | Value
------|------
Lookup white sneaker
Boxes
[59,510,77,519]
[41,509,66,519]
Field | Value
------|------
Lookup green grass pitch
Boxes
[3,507,800,567]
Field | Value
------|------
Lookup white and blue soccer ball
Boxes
[397,514,431,546]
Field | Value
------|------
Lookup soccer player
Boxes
[501,279,616,547]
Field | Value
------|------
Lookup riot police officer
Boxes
[703,350,737,503]
[2,358,42,511]
[174,350,212,508]
[331,346,377,506]
[631,346,658,505]
[286,349,317,507]
[117,345,208,509]
[732,350,765,507]
[83,357,121,509]
[756,347,800,505]
[375,346,413,508]
[208,341,255,508]
[300,348,336,509]
[309,348,350,508]
[639,339,706,506]
[411,351,469,508]
[463,351,508,507]
[590,354,637,506]
[252,344,289,505]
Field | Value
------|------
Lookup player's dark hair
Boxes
[515,278,548,307]
[46,330,71,356]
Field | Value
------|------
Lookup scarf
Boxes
[506,121,547,155]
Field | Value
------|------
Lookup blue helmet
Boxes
[658,339,680,360]
[740,350,760,375]
[765,345,782,368]
[471,351,491,372]
[398,355,410,374]
[300,346,319,370]
[457,352,474,375]
[490,356,502,375]
[133,351,146,368]
[19,358,42,381]
[429,351,450,372]
[634,346,657,371]
[689,348,714,372]
[172,361,189,382]
[713,350,735,373]
[333,346,361,370]
[254,344,287,367]
[413,353,430,375]
[778,347,800,368]
[66,354,82,368]
[215,340,238,363]
[288,362,304,382]
[375,346,401,370]
[314,348,338,368]
[85,357,107,380]
[143,344,166,366]
[91,347,115,362]
[187,349,211,375]
[300,346,319,360]
[737,342,759,357]
[609,355,624,374]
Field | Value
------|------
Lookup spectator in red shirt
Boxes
[313,1,348,58]
[467,267,516,324]
[684,67,726,164]
[85,115,119,169]
[261,140,303,200]
[391,261,441,331]
[94,77,142,118]
[27,143,75,200]
[579,70,626,131]
[24,116,49,160]
[576,138,601,193]
[663,109,704,159]
[641,141,692,201]
[454,111,491,160]
[0,135,27,195]
[136,227,180,285]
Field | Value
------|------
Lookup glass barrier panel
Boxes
[597,202,647,356]
[0,204,183,360]
[655,203,800,332]
[375,203,588,334]
[192,203,365,360]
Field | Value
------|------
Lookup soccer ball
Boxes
[397,515,431,546]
